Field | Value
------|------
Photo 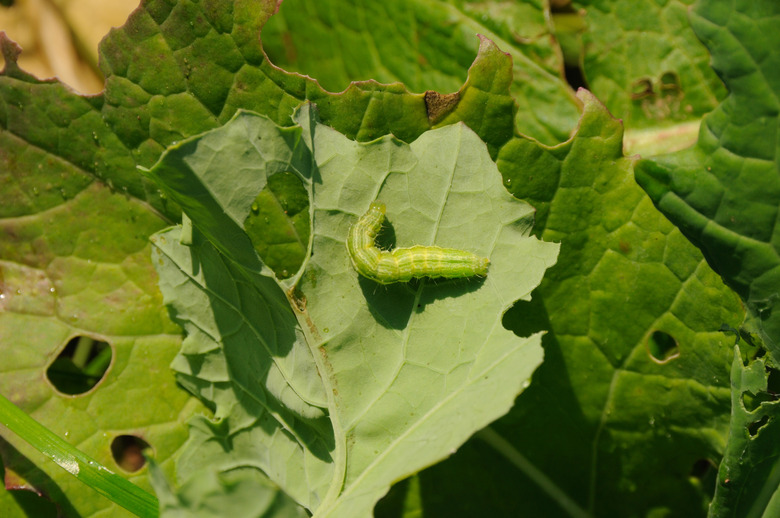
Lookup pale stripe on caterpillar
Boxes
[346,201,489,284]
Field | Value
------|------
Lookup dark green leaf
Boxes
[709,348,780,518]
[635,0,780,361]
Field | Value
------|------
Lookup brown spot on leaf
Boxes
[288,286,307,313]
[425,90,460,124]
[630,78,654,100]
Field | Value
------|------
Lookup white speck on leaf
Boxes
[56,456,80,476]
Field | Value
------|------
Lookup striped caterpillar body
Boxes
[346,201,490,284]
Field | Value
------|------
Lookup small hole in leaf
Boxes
[550,1,574,13]
[46,336,112,395]
[742,389,775,412]
[742,392,758,412]
[659,71,681,92]
[766,367,780,397]
[647,331,679,363]
[748,415,770,437]
[111,435,151,472]
[689,459,717,496]
[631,78,654,99]
[689,458,715,480]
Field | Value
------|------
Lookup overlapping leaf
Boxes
[0,121,198,517]
[0,0,763,515]
[635,0,780,361]
[572,0,727,155]
[150,457,309,518]
[260,0,579,145]
[706,348,780,518]
[145,105,558,516]
[382,90,745,517]
[0,1,564,512]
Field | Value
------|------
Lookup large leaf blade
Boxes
[402,89,745,517]
[635,0,780,360]
[146,105,558,516]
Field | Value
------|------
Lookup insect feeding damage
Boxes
[347,201,489,284]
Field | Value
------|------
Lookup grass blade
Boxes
[0,392,159,517]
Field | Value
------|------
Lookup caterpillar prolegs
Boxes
[347,201,490,284]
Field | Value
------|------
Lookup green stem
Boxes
[0,393,159,517]
[477,427,591,518]
[71,336,95,369]
[83,345,113,377]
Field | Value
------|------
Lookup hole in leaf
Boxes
[766,367,780,397]
[689,459,717,496]
[646,331,679,363]
[111,435,151,472]
[689,458,715,480]
[742,389,775,412]
[550,0,574,13]
[659,71,681,94]
[631,78,654,100]
[46,336,112,395]
[742,392,758,412]
[748,415,770,437]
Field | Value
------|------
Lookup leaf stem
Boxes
[477,427,591,518]
[71,335,95,368]
[83,345,114,377]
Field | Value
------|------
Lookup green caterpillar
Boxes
[347,201,489,284]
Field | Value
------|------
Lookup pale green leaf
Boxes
[145,105,559,516]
